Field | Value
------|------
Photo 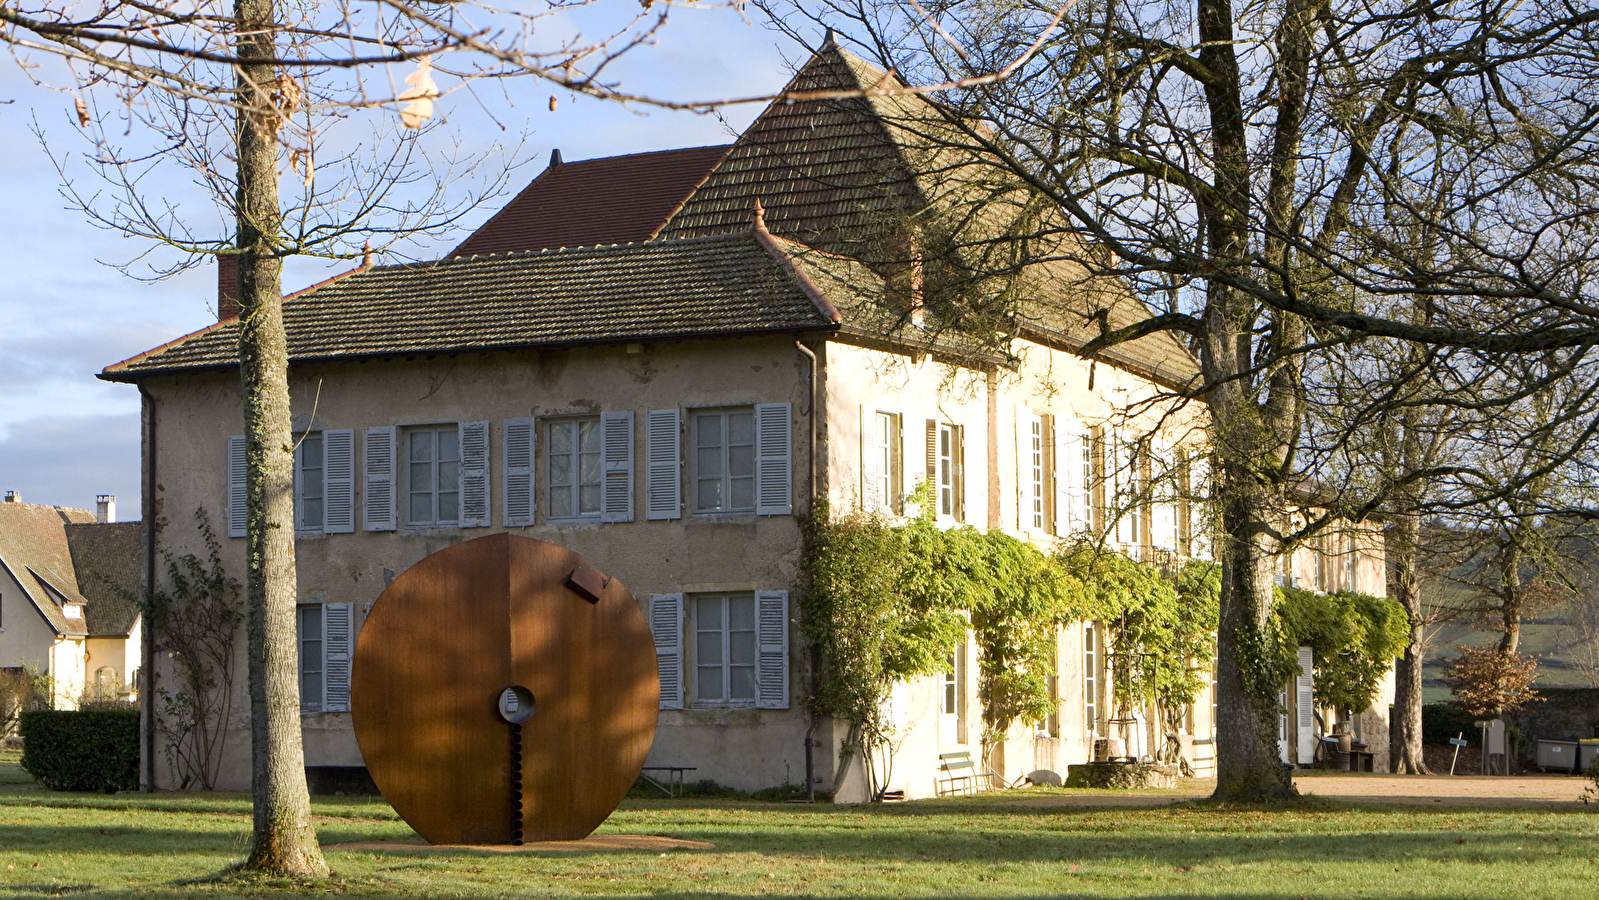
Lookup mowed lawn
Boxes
[3,751,1597,899]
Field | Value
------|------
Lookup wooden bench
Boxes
[936,751,997,796]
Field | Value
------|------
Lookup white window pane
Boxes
[550,422,572,454]
[729,595,755,630]
[409,493,432,522]
[696,597,722,629]
[550,486,573,519]
[410,431,433,462]
[697,479,722,510]
[440,461,460,492]
[439,429,460,462]
[439,491,458,523]
[729,412,754,445]
[730,666,757,700]
[730,631,756,666]
[550,453,572,485]
[729,444,755,478]
[410,460,432,492]
[578,420,600,451]
[697,447,722,478]
[579,484,601,514]
[696,631,722,665]
[730,477,754,511]
[698,667,724,701]
[579,451,602,484]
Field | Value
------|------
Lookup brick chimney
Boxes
[217,254,239,321]
[96,494,116,523]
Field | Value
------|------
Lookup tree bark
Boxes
[236,0,327,878]
[1388,505,1429,774]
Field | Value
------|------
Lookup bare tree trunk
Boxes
[1388,505,1430,774]
[236,0,326,878]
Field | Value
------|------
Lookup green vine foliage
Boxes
[1272,585,1410,715]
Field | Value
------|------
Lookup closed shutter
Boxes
[861,405,883,511]
[925,419,939,516]
[323,603,353,713]
[756,590,790,709]
[754,403,792,516]
[459,420,490,527]
[1054,418,1072,536]
[227,435,247,538]
[645,409,681,520]
[1295,646,1315,763]
[601,410,635,523]
[649,593,684,709]
[503,417,535,527]
[323,429,355,534]
[363,426,397,531]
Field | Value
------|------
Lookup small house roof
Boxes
[0,503,137,639]
[449,145,731,257]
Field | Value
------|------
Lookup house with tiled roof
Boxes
[103,38,1390,796]
[0,494,141,718]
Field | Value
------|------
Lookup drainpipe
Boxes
[795,340,819,802]
[137,383,158,792]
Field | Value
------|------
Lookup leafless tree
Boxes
[762,0,1599,798]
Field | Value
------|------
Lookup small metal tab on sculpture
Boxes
[351,533,658,844]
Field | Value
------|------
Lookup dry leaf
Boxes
[398,55,438,129]
[74,96,90,127]
[548,95,557,112]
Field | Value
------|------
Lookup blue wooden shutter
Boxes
[649,593,684,709]
[459,420,490,528]
[756,590,790,709]
[503,417,534,527]
[754,403,791,516]
[226,435,247,538]
[645,409,681,521]
[601,410,634,523]
[323,429,355,534]
[323,603,353,713]
[362,426,397,531]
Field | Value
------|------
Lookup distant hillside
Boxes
[1421,614,1597,702]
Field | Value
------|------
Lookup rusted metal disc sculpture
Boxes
[351,533,657,844]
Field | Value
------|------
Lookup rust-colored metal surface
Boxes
[351,533,658,844]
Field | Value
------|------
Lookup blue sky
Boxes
[0,7,804,520]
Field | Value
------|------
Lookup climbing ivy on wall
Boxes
[1272,585,1410,716]
[802,503,1405,792]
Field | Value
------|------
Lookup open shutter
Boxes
[645,409,681,520]
[323,429,355,534]
[649,593,685,709]
[226,435,247,538]
[953,425,965,523]
[1054,418,1073,536]
[1296,646,1316,763]
[756,590,790,709]
[861,405,883,511]
[458,420,490,527]
[755,403,792,516]
[323,603,353,713]
[602,410,635,523]
[363,426,397,531]
[503,417,534,527]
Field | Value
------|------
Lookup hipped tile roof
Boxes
[449,145,730,257]
[102,233,846,381]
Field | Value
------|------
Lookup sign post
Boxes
[1449,734,1468,776]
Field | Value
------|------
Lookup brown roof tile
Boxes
[65,522,142,636]
[449,146,730,257]
[102,233,844,381]
[0,503,101,637]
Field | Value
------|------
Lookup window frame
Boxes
[296,604,326,713]
[544,416,604,522]
[404,424,462,528]
[294,431,326,533]
[691,407,759,515]
[691,592,759,708]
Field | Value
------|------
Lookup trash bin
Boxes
[1580,739,1599,773]
[1536,738,1580,774]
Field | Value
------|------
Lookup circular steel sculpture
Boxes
[352,533,657,844]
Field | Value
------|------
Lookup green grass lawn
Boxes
[2,749,1597,898]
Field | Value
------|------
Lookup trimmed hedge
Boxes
[18,709,139,792]
[1422,701,1479,747]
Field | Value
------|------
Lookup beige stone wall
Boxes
[0,566,56,675]
[144,335,816,792]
